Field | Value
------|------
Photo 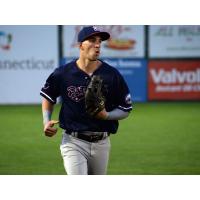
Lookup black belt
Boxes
[66,131,109,143]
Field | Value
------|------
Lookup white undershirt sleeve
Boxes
[107,108,129,120]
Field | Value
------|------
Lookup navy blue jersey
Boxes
[40,60,132,133]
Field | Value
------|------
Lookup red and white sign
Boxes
[148,60,200,100]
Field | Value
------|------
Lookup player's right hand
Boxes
[43,120,59,137]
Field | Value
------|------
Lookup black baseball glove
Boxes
[85,75,105,117]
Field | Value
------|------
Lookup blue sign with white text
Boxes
[102,58,147,102]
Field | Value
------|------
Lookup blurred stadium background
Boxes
[0,25,200,174]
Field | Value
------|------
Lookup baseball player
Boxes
[40,26,133,175]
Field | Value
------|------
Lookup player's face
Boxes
[81,36,102,61]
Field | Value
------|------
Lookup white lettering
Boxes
[156,85,182,92]
[162,71,172,83]
[182,85,193,91]
[0,58,55,70]
[187,71,197,83]
[155,84,200,92]
[193,84,200,91]
[118,59,141,68]
[151,68,200,84]
[175,69,187,83]
[150,69,164,84]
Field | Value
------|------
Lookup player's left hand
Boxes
[85,75,106,117]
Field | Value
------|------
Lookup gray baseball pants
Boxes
[60,132,111,175]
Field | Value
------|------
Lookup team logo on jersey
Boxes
[93,26,99,31]
[0,31,12,50]
[67,86,86,102]
[125,93,132,105]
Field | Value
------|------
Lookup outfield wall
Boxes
[148,26,200,101]
[0,26,58,104]
[0,25,200,104]
[62,25,200,102]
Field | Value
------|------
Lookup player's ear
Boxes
[79,42,84,51]
[75,42,82,50]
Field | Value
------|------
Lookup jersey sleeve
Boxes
[40,68,61,104]
[113,70,133,112]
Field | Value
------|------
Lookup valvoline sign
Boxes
[148,60,200,100]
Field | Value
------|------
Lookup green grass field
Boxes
[0,102,200,175]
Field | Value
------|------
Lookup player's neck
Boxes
[76,58,101,75]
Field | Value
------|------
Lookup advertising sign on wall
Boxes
[102,58,147,102]
[63,25,145,58]
[0,26,58,104]
[149,25,200,58]
[148,60,200,100]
